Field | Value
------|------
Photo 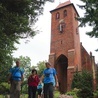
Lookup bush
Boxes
[0,82,10,94]
[93,91,98,98]
[66,89,78,98]
[71,70,94,98]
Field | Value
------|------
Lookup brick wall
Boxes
[49,1,96,93]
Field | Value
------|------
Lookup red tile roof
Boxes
[56,1,71,9]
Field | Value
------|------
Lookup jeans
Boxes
[44,83,54,98]
[28,86,37,98]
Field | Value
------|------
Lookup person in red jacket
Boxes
[28,69,40,98]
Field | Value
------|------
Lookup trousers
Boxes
[44,83,54,98]
[10,80,21,98]
[28,86,37,98]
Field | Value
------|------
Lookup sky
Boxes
[12,0,98,65]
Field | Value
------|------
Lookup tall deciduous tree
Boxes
[0,0,45,56]
[77,0,98,38]
[0,0,52,77]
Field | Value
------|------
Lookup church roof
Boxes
[56,1,71,9]
[50,1,79,16]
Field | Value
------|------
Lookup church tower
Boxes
[49,1,82,93]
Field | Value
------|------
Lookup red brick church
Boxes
[48,1,96,93]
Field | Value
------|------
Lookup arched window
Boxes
[56,12,60,19]
[63,10,67,17]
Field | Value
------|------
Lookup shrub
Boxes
[71,70,94,98]
[93,91,98,98]
[0,82,10,94]
[66,89,78,98]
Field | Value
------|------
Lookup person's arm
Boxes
[7,68,12,84]
[40,74,44,82]
[8,73,12,84]
[54,74,59,87]
[53,68,59,87]
[35,75,40,84]
[28,75,31,84]
[20,68,25,82]
[21,74,24,82]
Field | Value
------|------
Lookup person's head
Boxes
[45,62,51,68]
[32,69,37,75]
[16,60,20,67]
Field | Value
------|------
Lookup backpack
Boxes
[10,67,22,83]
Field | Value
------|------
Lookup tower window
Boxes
[58,23,66,33]
[59,24,63,32]
[63,10,67,17]
[56,12,60,19]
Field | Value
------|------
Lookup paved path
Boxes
[58,94,73,98]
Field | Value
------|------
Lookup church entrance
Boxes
[55,54,68,93]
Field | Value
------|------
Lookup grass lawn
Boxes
[54,90,60,98]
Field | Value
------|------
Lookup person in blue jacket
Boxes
[41,62,59,98]
[8,60,24,98]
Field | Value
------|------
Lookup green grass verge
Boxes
[54,90,60,98]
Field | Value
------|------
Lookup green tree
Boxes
[71,70,82,89]
[77,0,98,38]
[0,0,47,39]
[0,56,13,83]
[36,61,46,76]
[0,0,52,67]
